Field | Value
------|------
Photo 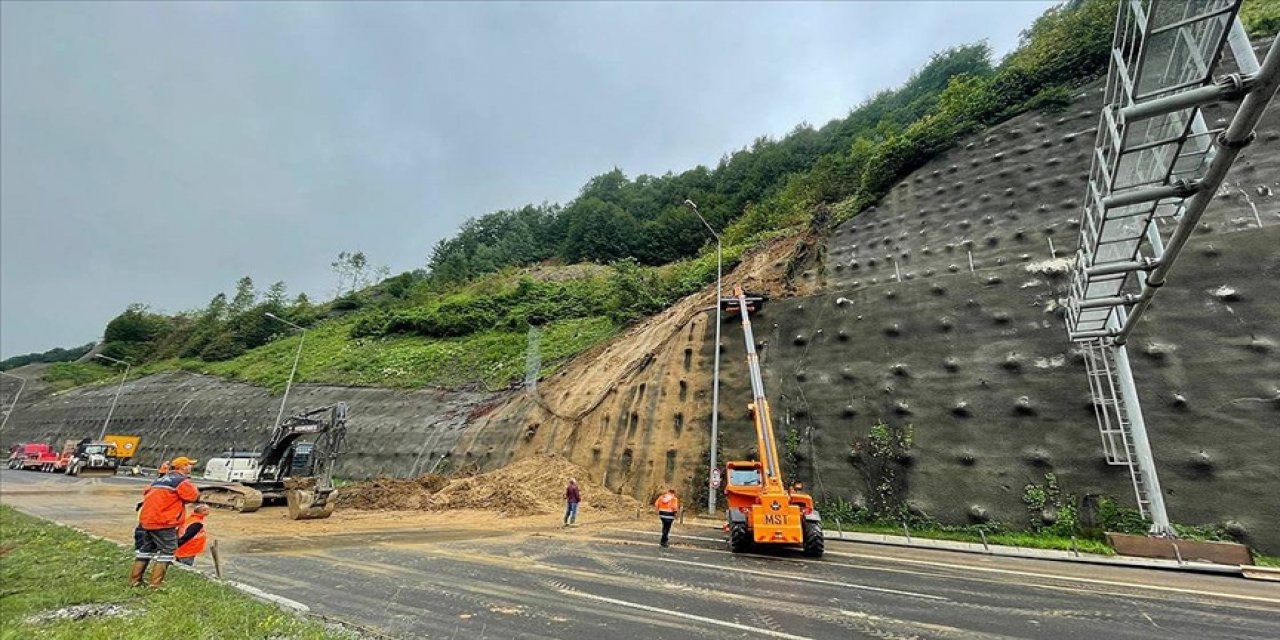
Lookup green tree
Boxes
[265,281,288,306]
[561,198,640,263]
[229,277,256,315]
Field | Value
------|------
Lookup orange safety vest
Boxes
[176,512,208,558]
[139,473,200,529]
[654,493,679,515]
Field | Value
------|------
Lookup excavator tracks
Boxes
[196,483,265,513]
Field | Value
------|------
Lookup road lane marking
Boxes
[603,530,1280,607]
[558,589,818,640]
[652,556,949,601]
[821,550,1280,606]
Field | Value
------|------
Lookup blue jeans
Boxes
[564,501,579,524]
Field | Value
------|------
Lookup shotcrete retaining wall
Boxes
[1,372,496,480]
[711,84,1280,551]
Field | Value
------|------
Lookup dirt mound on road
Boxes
[432,455,639,517]
[337,474,449,510]
[335,456,638,517]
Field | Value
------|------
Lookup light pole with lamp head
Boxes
[93,354,131,440]
[0,371,28,433]
[265,312,306,431]
[683,198,722,515]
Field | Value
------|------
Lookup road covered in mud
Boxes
[3,469,1278,639]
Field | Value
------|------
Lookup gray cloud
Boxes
[1,1,1055,355]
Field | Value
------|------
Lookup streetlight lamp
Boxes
[683,198,722,515]
[0,371,27,433]
[93,354,131,440]
[265,312,306,432]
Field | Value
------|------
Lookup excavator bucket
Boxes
[75,467,117,478]
[285,488,336,520]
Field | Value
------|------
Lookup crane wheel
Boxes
[728,522,751,553]
[802,521,824,558]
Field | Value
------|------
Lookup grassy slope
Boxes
[42,315,618,393]
[0,505,350,640]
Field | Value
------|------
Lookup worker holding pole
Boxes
[130,456,199,587]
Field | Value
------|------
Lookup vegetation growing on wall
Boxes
[846,420,915,520]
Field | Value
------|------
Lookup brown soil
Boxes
[449,232,820,503]
[336,456,637,518]
[337,474,448,510]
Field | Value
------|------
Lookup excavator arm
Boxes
[280,402,348,519]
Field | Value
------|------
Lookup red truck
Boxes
[6,443,63,472]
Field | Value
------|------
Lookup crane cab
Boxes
[723,461,817,548]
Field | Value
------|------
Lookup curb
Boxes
[679,519,1243,575]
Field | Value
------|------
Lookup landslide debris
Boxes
[336,475,448,510]
[336,455,637,517]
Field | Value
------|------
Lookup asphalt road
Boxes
[3,469,1278,640]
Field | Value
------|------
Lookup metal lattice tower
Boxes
[1066,0,1280,534]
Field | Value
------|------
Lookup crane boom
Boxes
[734,286,784,492]
[722,286,824,557]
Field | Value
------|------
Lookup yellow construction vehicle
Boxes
[64,434,141,477]
[722,286,824,557]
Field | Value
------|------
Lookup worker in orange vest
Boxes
[131,456,199,587]
[175,504,210,566]
[654,487,680,548]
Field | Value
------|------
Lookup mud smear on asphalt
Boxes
[234,527,509,554]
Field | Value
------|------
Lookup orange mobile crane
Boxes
[722,286,824,557]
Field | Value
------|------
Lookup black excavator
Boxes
[196,402,348,520]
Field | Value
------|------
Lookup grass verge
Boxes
[822,520,1116,556]
[1255,554,1280,568]
[0,504,352,640]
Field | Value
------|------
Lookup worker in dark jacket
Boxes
[563,478,581,527]
[130,456,199,587]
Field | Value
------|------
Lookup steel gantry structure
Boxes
[1066,0,1279,534]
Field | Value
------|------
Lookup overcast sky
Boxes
[1,1,1056,357]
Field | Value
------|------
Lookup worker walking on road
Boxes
[563,478,580,527]
[654,487,679,548]
[175,504,210,566]
[130,456,199,588]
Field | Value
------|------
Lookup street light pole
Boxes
[93,354,131,440]
[265,313,306,432]
[684,199,722,515]
[0,371,28,433]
